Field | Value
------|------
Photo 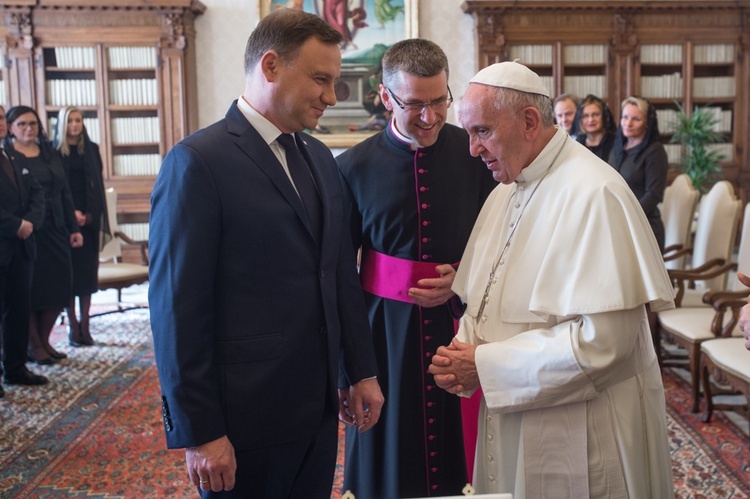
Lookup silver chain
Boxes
[475,136,568,319]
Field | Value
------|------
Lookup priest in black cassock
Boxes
[337,39,497,498]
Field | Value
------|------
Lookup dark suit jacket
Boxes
[0,151,45,265]
[149,102,378,452]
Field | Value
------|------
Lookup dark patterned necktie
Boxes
[0,152,18,190]
[276,134,322,241]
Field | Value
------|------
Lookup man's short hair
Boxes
[244,8,344,74]
[381,39,449,88]
[553,93,578,107]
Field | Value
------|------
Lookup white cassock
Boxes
[453,128,675,498]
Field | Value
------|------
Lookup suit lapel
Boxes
[226,105,318,243]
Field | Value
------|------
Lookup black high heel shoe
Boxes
[47,347,67,360]
[68,325,87,347]
[27,353,58,365]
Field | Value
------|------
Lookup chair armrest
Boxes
[707,291,750,338]
[663,244,690,262]
[114,230,149,265]
[668,259,730,307]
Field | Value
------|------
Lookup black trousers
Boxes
[200,408,339,499]
[0,240,33,378]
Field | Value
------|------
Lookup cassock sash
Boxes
[359,249,454,303]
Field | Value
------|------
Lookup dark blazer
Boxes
[149,102,378,452]
[0,151,45,264]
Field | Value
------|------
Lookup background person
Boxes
[608,95,669,251]
[148,9,383,497]
[430,61,675,498]
[570,94,616,161]
[54,106,110,347]
[337,39,496,499]
[552,93,578,135]
[4,106,82,366]
[0,104,47,393]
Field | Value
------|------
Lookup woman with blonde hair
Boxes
[608,95,669,251]
[53,106,110,347]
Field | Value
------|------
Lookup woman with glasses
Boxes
[54,106,110,347]
[3,106,83,365]
[570,94,616,162]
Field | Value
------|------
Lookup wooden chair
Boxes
[96,187,149,316]
[662,180,742,308]
[661,173,699,271]
[700,337,750,426]
[656,192,746,413]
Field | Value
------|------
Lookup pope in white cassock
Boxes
[429,61,676,498]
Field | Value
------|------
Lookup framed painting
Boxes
[259,0,419,148]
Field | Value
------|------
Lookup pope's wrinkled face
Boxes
[461,84,530,184]
[380,71,451,148]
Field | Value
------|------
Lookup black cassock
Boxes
[337,122,496,498]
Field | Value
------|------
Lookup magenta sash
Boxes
[360,249,447,303]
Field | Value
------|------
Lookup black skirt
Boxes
[70,224,100,296]
[31,226,72,310]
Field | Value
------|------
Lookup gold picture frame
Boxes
[259,0,419,149]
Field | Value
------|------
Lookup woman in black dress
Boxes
[571,94,616,162]
[54,106,110,347]
[608,96,669,251]
[4,106,83,364]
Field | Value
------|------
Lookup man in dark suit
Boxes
[0,105,48,396]
[149,9,383,497]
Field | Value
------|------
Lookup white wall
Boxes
[193,0,476,128]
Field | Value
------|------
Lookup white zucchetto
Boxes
[470,60,550,98]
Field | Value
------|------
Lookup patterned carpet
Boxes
[0,310,747,498]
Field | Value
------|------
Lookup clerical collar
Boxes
[388,119,420,151]
[516,126,567,184]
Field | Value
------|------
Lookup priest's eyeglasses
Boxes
[386,86,453,114]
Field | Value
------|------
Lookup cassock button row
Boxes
[424,319,431,324]
[425,335,431,341]
[431,485,438,491]
[431,467,438,473]
[419,168,426,174]
[422,237,430,243]
[421,203,430,209]
[488,454,495,463]
[422,254,431,260]
[423,221,430,226]
[488,433,494,442]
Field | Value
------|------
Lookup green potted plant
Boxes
[669,101,726,194]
